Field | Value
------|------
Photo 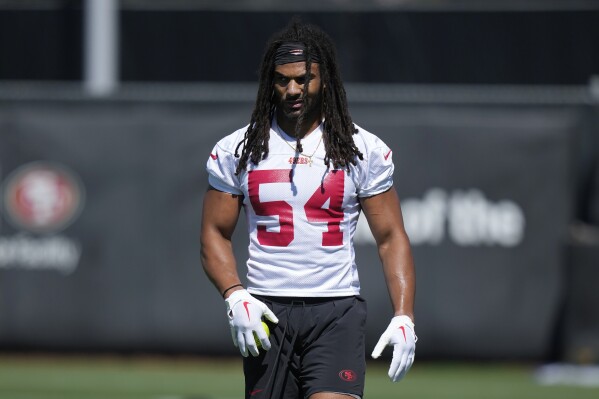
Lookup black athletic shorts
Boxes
[243,295,367,399]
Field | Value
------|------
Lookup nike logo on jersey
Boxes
[243,301,251,319]
[384,149,392,160]
[249,389,264,396]
[399,326,407,342]
[210,153,218,160]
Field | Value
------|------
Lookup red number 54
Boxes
[248,169,345,247]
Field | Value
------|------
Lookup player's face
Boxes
[273,62,323,132]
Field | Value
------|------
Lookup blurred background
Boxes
[1,0,599,392]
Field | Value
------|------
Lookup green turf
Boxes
[0,355,597,399]
[366,362,599,399]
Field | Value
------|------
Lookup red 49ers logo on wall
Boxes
[3,162,85,234]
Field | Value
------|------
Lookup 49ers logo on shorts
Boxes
[3,162,85,233]
[338,369,357,382]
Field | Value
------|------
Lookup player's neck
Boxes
[276,115,322,139]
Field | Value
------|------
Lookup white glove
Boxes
[225,289,279,357]
[371,315,417,382]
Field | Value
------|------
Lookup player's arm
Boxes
[200,185,278,357]
[360,186,415,319]
[361,186,417,382]
[200,186,244,297]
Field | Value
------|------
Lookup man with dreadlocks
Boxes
[201,19,416,399]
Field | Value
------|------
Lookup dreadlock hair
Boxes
[234,18,363,175]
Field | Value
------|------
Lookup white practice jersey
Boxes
[206,119,394,297]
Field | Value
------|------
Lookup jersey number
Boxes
[248,170,345,247]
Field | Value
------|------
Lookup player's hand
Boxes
[225,289,279,357]
[371,315,417,382]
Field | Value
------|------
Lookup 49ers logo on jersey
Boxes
[288,156,311,165]
[338,369,357,382]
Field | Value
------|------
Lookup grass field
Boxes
[0,355,598,399]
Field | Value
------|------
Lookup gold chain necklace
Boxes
[277,128,323,167]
